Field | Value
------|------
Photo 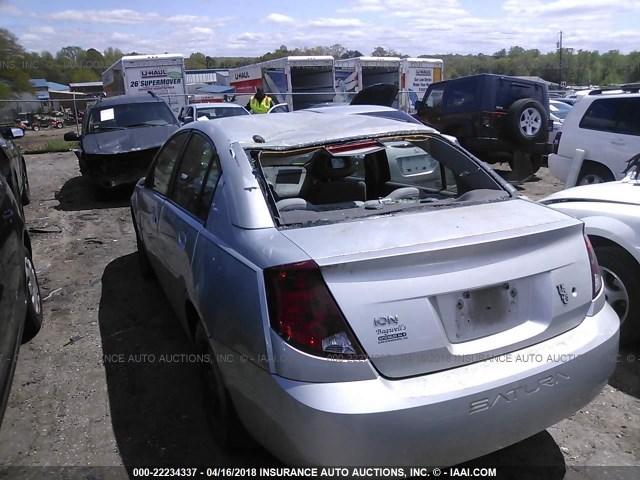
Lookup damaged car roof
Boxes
[187,110,434,149]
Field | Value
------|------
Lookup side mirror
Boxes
[64,131,80,141]
[183,116,194,124]
[10,127,24,139]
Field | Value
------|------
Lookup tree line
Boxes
[1,28,639,99]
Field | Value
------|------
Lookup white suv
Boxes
[548,92,640,186]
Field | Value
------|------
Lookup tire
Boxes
[577,163,614,186]
[22,248,43,344]
[131,211,155,279]
[195,323,253,449]
[55,122,63,129]
[32,125,39,132]
[595,246,640,345]
[506,99,547,145]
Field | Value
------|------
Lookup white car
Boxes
[177,103,249,124]
[548,92,640,187]
[542,158,640,344]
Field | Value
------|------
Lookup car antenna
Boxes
[252,135,265,143]
[147,91,159,99]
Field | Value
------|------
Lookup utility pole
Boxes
[557,31,563,88]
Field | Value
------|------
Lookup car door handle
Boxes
[610,138,626,146]
[179,173,188,181]
[177,231,187,250]
[151,207,158,223]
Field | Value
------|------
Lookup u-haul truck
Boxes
[334,57,443,113]
[102,54,187,115]
[229,56,335,111]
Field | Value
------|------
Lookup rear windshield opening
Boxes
[249,135,510,228]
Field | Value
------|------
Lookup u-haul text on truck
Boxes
[102,54,187,115]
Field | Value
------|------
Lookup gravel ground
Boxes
[0,138,638,479]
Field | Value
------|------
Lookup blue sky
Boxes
[2,0,640,56]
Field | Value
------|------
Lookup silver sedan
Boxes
[131,109,619,466]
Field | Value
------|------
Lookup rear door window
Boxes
[579,97,640,135]
[170,132,220,221]
[497,81,543,108]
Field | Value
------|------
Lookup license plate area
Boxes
[434,280,529,343]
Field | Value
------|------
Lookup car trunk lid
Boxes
[279,199,593,378]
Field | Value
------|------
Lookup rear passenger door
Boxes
[156,131,221,313]
[578,97,640,178]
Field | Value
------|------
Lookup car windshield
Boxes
[193,106,248,120]
[87,103,177,133]
[251,134,509,228]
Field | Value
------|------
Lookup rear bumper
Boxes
[228,302,619,466]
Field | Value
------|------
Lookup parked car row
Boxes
[0,126,43,429]
[41,87,634,467]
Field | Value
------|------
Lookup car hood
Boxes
[350,83,399,107]
[81,124,179,155]
[541,181,640,207]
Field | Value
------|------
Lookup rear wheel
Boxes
[32,125,39,132]
[195,323,253,449]
[577,164,614,186]
[595,246,640,345]
[22,248,43,343]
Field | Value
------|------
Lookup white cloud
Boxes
[307,18,365,27]
[46,9,162,25]
[265,13,295,24]
[191,27,213,35]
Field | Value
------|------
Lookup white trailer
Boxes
[229,56,335,111]
[399,58,444,113]
[102,54,187,115]
[334,57,444,112]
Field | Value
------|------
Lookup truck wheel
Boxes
[22,248,43,344]
[32,125,40,132]
[508,151,534,181]
[530,154,543,174]
[506,99,547,145]
[595,246,640,345]
[195,323,253,449]
[577,164,614,185]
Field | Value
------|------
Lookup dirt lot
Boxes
[0,133,638,479]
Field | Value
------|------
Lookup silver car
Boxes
[131,110,619,466]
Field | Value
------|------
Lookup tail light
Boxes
[264,260,363,358]
[553,132,562,154]
[584,234,603,299]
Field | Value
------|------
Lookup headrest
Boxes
[310,150,356,180]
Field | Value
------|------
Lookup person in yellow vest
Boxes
[248,88,274,114]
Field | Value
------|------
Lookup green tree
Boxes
[0,29,32,98]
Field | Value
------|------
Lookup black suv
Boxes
[415,74,552,175]
[64,93,179,197]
